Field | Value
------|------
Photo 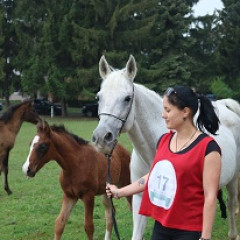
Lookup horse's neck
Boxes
[7,108,25,134]
[128,84,168,166]
[51,132,79,171]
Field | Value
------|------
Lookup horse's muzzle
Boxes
[27,168,36,178]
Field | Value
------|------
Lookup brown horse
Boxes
[0,100,40,195]
[22,121,132,240]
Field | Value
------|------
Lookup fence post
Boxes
[51,106,54,118]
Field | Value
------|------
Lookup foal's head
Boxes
[22,100,42,124]
[0,99,41,124]
[22,121,53,177]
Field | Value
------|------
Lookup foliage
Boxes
[216,0,240,80]
[0,0,19,105]
[215,0,240,99]
[210,76,236,99]
[188,14,220,92]
[1,0,240,109]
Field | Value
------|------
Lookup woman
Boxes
[106,86,221,240]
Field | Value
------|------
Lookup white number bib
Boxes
[148,160,177,209]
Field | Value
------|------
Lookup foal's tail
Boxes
[217,98,240,117]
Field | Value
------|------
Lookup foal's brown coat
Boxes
[0,100,40,194]
[24,121,132,240]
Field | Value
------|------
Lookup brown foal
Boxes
[22,121,132,240]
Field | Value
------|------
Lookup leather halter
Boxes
[98,85,135,150]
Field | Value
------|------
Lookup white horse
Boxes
[91,55,240,240]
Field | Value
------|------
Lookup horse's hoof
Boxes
[7,190,12,195]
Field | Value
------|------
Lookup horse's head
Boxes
[92,55,137,154]
[22,121,52,177]
[22,99,41,124]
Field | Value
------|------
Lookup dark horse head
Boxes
[0,99,41,124]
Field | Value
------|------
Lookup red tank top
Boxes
[139,132,214,231]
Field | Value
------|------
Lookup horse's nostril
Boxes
[104,132,113,142]
[92,136,96,143]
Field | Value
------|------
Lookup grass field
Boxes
[0,117,237,239]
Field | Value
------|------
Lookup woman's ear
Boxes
[183,107,191,119]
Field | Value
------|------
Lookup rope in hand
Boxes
[101,86,135,240]
[106,152,121,240]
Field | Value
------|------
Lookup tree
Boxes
[0,0,19,106]
[216,0,240,98]
[188,14,220,92]
[13,0,48,98]
[103,0,199,92]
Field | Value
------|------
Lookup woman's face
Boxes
[162,95,186,130]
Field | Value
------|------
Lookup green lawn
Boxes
[0,117,236,239]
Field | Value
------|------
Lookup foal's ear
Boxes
[37,120,51,136]
[99,55,112,80]
[125,55,137,81]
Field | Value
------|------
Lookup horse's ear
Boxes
[37,120,51,136]
[99,55,112,80]
[42,120,51,136]
[125,55,137,81]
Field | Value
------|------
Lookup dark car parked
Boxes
[205,93,217,101]
[82,102,98,117]
[33,99,62,116]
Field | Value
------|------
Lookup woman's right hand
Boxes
[106,183,120,199]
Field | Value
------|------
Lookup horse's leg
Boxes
[82,194,95,240]
[54,193,77,240]
[130,150,148,240]
[102,194,113,240]
[226,174,240,240]
[235,173,240,215]
[3,149,12,195]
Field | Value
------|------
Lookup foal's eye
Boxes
[38,143,48,151]
[124,96,131,102]
[36,143,49,158]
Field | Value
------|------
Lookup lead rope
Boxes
[106,143,121,240]
[101,86,135,240]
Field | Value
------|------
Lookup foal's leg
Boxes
[102,194,113,240]
[226,175,240,240]
[2,149,12,195]
[54,194,77,240]
[82,194,95,240]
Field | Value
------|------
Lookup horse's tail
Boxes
[217,98,240,117]
[218,189,227,219]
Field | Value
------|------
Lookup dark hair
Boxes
[165,86,220,135]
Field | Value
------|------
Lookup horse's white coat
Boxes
[92,55,240,240]
[22,135,40,174]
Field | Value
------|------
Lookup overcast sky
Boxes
[193,0,224,16]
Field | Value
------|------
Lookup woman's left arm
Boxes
[201,151,221,239]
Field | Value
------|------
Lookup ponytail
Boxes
[196,95,220,135]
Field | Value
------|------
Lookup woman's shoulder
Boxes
[156,131,173,149]
[194,133,221,155]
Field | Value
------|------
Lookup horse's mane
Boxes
[50,124,89,145]
[0,101,30,123]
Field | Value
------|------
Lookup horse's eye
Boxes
[36,143,49,159]
[37,143,49,153]
[124,96,131,102]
